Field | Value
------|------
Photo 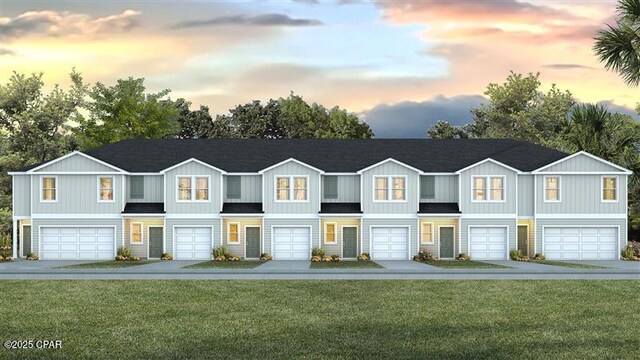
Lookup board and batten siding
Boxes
[263,162,320,214]
[322,175,360,202]
[221,217,262,257]
[30,218,123,257]
[535,175,627,214]
[517,175,534,216]
[361,218,418,256]
[124,218,164,258]
[165,162,222,214]
[420,175,458,202]
[223,175,262,203]
[535,218,627,255]
[459,162,517,214]
[12,175,30,216]
[361,162,419,214]
[460,218,517,254]
[126,175,164,203]
[164,218,221,257]
[263,218,319,256]
[31,175,125,214]
[541,153,623,172]
[320,218,361,257]
[34,153,117,172]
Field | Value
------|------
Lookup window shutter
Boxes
[324,176,338,199]
[421,176,435,199]
[227,176,241,199]
[130,176,144,199]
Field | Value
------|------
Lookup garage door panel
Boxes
[40,227,115,260]
[544,227,618,260]
[175,227,212,260]
[371,227,408,260]
[469,227,507,260]
[273,228,310,260]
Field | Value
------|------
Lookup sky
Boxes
[1,0,638,137]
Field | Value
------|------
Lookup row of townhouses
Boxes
[8,139,632,261]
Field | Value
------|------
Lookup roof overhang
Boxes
[531,151,632,175]
[455,158,523,174]
[357,158,422,174]
[258,158,325,174]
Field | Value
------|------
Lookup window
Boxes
[41,176,57,202]
[421,223,433,244]
[130,223,143,244]
[227,223,239,244]
[374,176,406,201]
[324,223,336,244]
[275,176,307,201]
[472,176,505,202]
[420,176,435,199]
[177,176,209,201]
[544,176,561,202]
[227,176,241,199]
[130,176,144,199]
[98,176,114,202]
[324,176,338,199]
[602,176,618,202]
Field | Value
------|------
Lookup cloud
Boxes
[0,9,141,40]
[597,100,640,120]
[361,95,488,138]
[171,13,323,29]
[0,48,16,56]
[543,64,595,70]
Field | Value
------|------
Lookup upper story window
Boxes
[472,176,504,202]
[275,176,307,202]
[177,176,209,202]
[41,176,57,202]
[374,176,406,201]
[98,176,114,202]
[544,176,561,202]
[602,176,618,202]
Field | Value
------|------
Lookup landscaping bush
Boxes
[0,234,11,250]
[260,253,273,261]
[357,253,370,261]
[214,256,226,262]
[456,253,470,261]
[621,244,639,260]
[26,252,39,261]
[129,256,141,261]
[321,255,332,262]
[331,255,342,262]
[311,247,325,257]
[310,255,322,262]
[117,247,132,258]
[413,249,438,262]
[627,241,640,257]
[533,253,546,260]
[161,253,173,260]
[509,250,529,262]
[212,246,231,259]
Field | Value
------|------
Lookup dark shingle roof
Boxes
[20,139,569,173]
[221,203,263,214]
[122,202,165,214]
[320,203,362,214]
[418,202,460,214]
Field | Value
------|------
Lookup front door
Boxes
[517,226,528,257]
[342,227,358,258]
[148,227,163,258]
[22,225,31,257]
[245,227,261,259]
[439,227,454,258]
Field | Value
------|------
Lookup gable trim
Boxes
[258,158,325,174]
[159,158,227,174]
[455,158,522,174]
[531,151,632,174]
[26,151,127,174]
[356,158,422,174]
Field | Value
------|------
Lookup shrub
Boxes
[161,253,173,260]
[621,246,638,260]
[214,256,226,262]
[413,249,437,262]
[26,252,39,261]
[212,246,231,259]
[0,255,3,261]
[260,253,273,261]
[311,247,325,257]
[533,253,546,260]
[331,255,342,262]
[509,250,529,261]
[117,247,131,258]
[0,234,11,250]
[456,253,470,261]
[227,256,241,261]
[310,255,322,262]
[357,253,370,261]
[129,256,141,261]
[322,255,332,262]
[628,241,640,257]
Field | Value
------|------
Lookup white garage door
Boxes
[41,227,115,260]
[175,227,212,260]
[469,227,508,260]
[273,227,310,260]
[371,227,408,260]
[543,227,617,260]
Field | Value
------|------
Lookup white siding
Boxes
[126,175,164,203]
[165,162,222,214]
[322,175,360,203]
[223,175,262,203]
[12,175,30,216]
[34,153,116,172]
[536,175,627,214]
[362,162,419,214]
[518,175,534,216]
[32,175,125,214]
[541,153,623,172]
[459,162,517,214]
[263,162,320,214]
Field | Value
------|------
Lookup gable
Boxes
[262,160,321,176]
[538,153,627,173]
[165,160,223,176]
[31,153,118,173]
[459,160,517,176]
[361,160,419,176]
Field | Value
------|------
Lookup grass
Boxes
[532,260,610,269]
[421,260,513,269]
[55,260,158,269]
[310,260,382,269]
[1,281,638,359]
[183,260,264,269]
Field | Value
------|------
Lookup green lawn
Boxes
[2,281,638,359]
[183,260,264,269]
[310,260,382,269]
[532,260,610,269]
[55,260,158,269]
[422,260,513,269]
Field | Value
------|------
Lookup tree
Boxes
[594,0,640,86]
[174,98,216,139]
[426,121,469,139]
[75,77,179,149]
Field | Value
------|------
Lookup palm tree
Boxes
[594,0,640,86]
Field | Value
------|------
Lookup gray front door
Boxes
[439,227,454,258]
[342,227,358,258]
[517,226,529,257]
[245,227,261,259]
[22,225,31,257]
[148,227,163,258]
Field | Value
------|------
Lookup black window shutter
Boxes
[130,176,144,199]
[421,176,435,199]
[324,176,338,199]
[227,176,241,199]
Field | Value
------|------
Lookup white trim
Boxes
[160,158,226,174]
[26,151,127,174]
[221,213,265,217]
[455,158,522,174]
[437,225,456,259]
[470,175,506,203]
[357,158,422,174]
[226,172,260,176]
[171,225,215,259]
[165,214,220,219]
[420,222,434,245]
[29,171,125,175]
[319,213,363,218]
[467,225,510,260]
[97,176,115,203]
[121,213,166,218]
[535,171,632,175]
[121,175,126,212]
[541,225,621,260]
[534,174,538,255]
[226,222,240,244]
[369,225,412,260]
[372,175,408,203]
[147,225,164,259]
[39,175,58,203]
[542,175,561,203]
[417,213,462,217]
[128,173,163,176]
[274,175,309,202]
[532,151,632,174]
[175,175,212,202]
[244,225,262,259]
[258,158,324,174]
[264,214,318,219]
[535,213,627,219]
[130,222,144,245]
[12,215,30,220]
[601,175,619,203]
[12,219,18,258]
[270,225,313,260]
[38,225,119,260]
[421,172,457,176]
[19,221,32,257]
[362,214,418,219]
[461,214,518,219]
[323,222,337,245]
[340,225,359,258]
[32,213,123,219]
[324,172,358,176]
